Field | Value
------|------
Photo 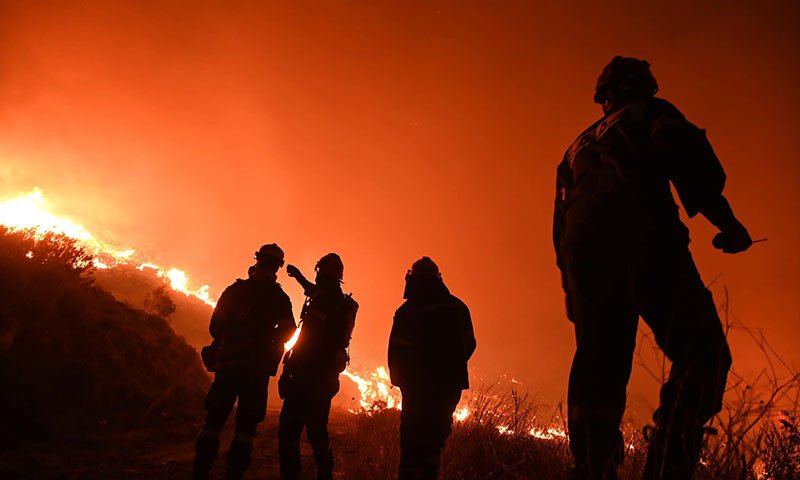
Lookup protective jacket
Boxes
[553,97,727,288]
[205,276,295,375]
[389,278,476,391]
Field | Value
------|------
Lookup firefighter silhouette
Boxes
[388,257,476,480]
[553,57,753,479]
[277,253,358,480]
[193,244,297,480]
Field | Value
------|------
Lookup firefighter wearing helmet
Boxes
[553,56,753,479]
[193,244,297,480]
[388,257,476,480]
[278,253,358,480]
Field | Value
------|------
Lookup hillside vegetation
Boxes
[93,265,214,350]
[0,227,209,444]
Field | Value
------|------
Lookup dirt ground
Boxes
[0,405,361,480]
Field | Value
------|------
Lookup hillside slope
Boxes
[0,227,209,443]
[93,265,213,350]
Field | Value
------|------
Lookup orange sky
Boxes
[1,1,798,407]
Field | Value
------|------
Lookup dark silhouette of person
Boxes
[388,257,476,480]
[193,244,297,480]
[553,56,753,479]
[277,253,358,480]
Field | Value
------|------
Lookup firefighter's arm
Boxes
[341,298,358,350]
[461,304,477,361]
[387,309,412,387]
[702,196,752,254]
[553,158,570,291]
[652,115,725,217]
[652,113,752,253]
[274,293,297,344]
[209,286,233,340]
[286,264,318,297]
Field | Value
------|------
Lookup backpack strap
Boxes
[566,102,648,167]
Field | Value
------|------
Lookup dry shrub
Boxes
[337,390,573,480]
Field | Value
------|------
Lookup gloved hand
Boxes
[712,222,753,254]
[286,264,301,278]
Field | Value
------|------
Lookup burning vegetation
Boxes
[0,187,798,479]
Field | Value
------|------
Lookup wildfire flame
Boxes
[453,406,470,422]
[342,366,403,412]
[340,365,570,441]
[0,188,93,241]
[530,426,568,440]
[0,188,218,308]
[1,187,570,442]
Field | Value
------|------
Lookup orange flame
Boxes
[342,366,403,412]
[284,327,301,351]
[0,188,217,308]
[529,426,568,440]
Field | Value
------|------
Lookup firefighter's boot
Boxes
[193,431,221,480]
[568,422,622,480]
[226,436,253,480]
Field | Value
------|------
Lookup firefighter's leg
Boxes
[305,394,334,480]
[399,388,426,480]
[399,388,460,480]
[278,396,306,480]
[226,374,269,480]
[194,430,222,480]
[639,250,732,480]
[425,390,462,480]
[194,373,238,480]
[566,256,637,480]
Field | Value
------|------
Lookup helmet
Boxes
[408,256,440,278]
[255,243,285,268]
[594,56,658,104]
[315,253,344,281]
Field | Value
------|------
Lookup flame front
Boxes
[340,365,571,443]
[0,188,93,241]
[342,366,403,412]
[0,189,217,307]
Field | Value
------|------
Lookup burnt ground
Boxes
[0,406,363,480]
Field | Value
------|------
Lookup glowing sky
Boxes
[1,1,798,406]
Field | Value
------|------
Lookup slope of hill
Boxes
[0,227,210,444]
[92,265,213,350]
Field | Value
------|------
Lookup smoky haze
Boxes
[1,1,798,409]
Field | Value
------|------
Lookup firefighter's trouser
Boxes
[193,370,269,480]
[398,387,462,480]
[564,246,731,480]
[278,379,337,480]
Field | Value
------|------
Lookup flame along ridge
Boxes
[0,188,218,307]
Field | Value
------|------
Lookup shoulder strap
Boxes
[566,102,648,167]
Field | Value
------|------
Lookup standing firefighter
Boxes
[278,253,358,480]
[193,244,297,480]
[388,257,476,480]
[553,57,753,479]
